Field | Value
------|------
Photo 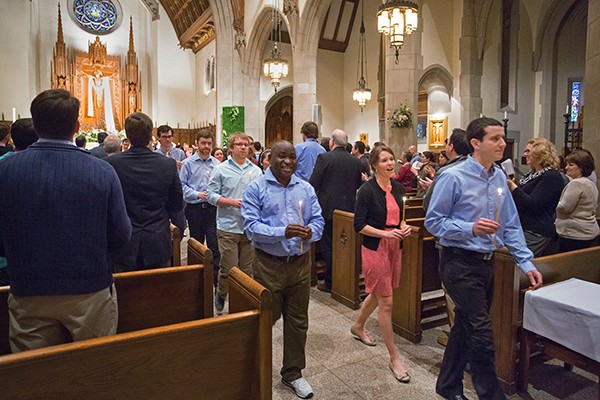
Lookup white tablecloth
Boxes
[523,278,600,363]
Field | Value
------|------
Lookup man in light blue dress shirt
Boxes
[294,121,325,181]
[155,125,186,168]
[242,141,324,399]
[207,132,262,314]
[425,117,543,400]
[180,130,220,286]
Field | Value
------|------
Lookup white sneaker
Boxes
[282,377,314,399]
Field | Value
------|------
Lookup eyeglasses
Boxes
[233,142,249,147]
[160,135,173,140]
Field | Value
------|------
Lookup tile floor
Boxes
[268,286,599,400]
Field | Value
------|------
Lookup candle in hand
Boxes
[299,200,303,253]
[493,188,503,248]
[402,196,407,222]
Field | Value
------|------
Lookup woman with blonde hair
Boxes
[351,144,412,383]
[507,138,565,256]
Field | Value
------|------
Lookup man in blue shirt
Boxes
[425,117,543,400]
[294,121,325,181]
[180,130,220,286]
[155,125,186,169]
[207,132,262,314]
[242,140,324,399]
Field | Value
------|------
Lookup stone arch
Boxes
[418,64,453,101]
[264,85,293,148]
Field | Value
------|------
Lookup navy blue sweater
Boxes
[0,141,131,296]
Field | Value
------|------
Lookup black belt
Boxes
[442,246,494,261]
[187,202,214,209]
[256,248,304,263]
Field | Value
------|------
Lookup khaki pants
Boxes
[254,251,311,382]
[8,284,118,353]
[216,230,254,299]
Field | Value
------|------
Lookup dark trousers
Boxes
[185,203,220,286]
[321,219,333,289]
[558,236,593,253]
[436,249,506,400]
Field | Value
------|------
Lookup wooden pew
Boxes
[0,267,272,399]
[404,205,425,220]
[491,246,600,395]
[170,223,182,266]
[405,197,423,207]
[331,210,364,309]
[391,224,446,343]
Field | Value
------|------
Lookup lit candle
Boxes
[402,196,407,222]
[493,188,503,248]
[566,104,570,115]
[479,113,483,118]
[299,200,304,253]
[504,110,507,120]
[12,108,16,122]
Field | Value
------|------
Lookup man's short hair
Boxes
[227,132,249,149]
[331,129,348,147]
[30,89,80,139]
[253,141,262,151]
[195,129,213,142]
[97,131,108,144]
[75,134,87,148]
[157,125,172,136]
[103,133,121,154]
[0,121,10,142]
[448,128,471,155]
[301,121,319,139]
[466,117,502,143]
[10,118,38,151]
[125,112,153,147]
[354,141,366,154]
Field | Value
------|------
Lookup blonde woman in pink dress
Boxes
[351,144,412,383]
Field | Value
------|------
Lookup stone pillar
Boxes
[383,18,423,160]
[584,0,600,188]
[459,1,484,126]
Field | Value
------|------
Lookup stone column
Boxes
[584,0,600,188]
[459,1,484,126]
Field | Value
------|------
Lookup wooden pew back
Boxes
[170,223,182,266]
[0,267,272,400]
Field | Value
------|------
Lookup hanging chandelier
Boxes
[353,1,371,111]
[263,1,288,92]
[377,0,419,64]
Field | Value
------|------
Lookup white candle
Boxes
[402,196,407,222]
[566,104,570,115]
[479,113,483,118]
[12,108,16,122]
[504,110,507,120]
[299,200,304,253]
[493,188,503,248]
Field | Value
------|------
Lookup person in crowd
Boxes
[295,121,325,181]
[0,89,131,352]
[555,149,599,252]
[425,117,543,400]
[0,118,39,285]
[246,135,259,165]
[242,141,324,400]
[392,151,414,193]
[180,130,221,286]
[408,145,421,167]
[261,149,272,171]
[506,138,565,256]
[310,129,363,293]
[253,141,263,160]
[351,144,413,383]
[415,151,437,197]
[320,136,331,152]
[103,133,121,156]
[75,134,87,149]
[353,140,371,177]
[155,125,186,168]
[106,112,185,272]
[182,142,192,158]
[121,138,130,152]
[207,132,262,315]
[90,131,108,158]
[0,121,14,156]
[438,150,449,167]
[211,147,224,162]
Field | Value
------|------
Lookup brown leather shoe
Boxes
[316,283,331,293]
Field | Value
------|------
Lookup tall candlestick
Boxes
[493,188,503,248]
[12,108,16,122]
[299,200,304,253]
[402,196,407,222]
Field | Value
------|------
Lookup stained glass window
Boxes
[70,0,122,35]
[570,81,581,123]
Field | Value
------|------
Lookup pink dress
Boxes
[361,185,402,297]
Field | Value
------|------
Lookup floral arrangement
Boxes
[387,103,413,129]
[78,128,126,143]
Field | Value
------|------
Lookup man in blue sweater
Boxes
[0,89,132,352]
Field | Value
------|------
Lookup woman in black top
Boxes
[350,145,412,383]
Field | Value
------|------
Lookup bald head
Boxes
[408,145,417,154]
[270,140,297,186]
[331,129,348,149]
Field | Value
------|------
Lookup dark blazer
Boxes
[90,143,107,158]
[105,146,185,270]
[309,147,363,219]
[354,179,406,250]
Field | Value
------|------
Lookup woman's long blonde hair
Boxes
[528,138,560,170]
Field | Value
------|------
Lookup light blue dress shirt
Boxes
[155,146,186,162]
[242,168,324,256]
[207,157,262,234]
[179,153,218,204]
[425,155,535,273]
[294,138,325,181]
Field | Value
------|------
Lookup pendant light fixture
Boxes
[377,0,419,64]
[262,0,288,92]
[353,0,371,111]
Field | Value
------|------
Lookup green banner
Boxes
[222,106,245,148]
